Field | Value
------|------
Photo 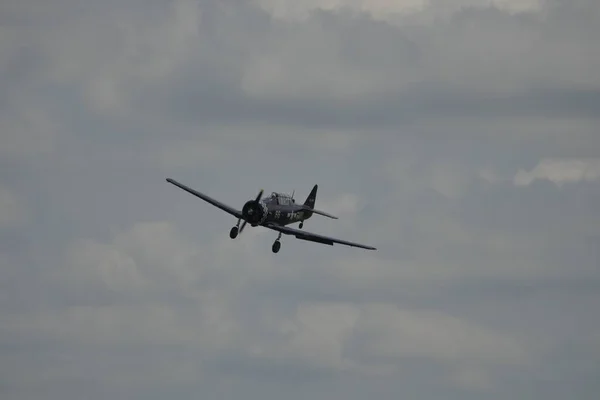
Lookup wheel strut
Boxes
[272,232,282,253]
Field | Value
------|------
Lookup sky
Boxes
[1,0,599,399]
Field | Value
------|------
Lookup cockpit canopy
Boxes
[262,192,295,205]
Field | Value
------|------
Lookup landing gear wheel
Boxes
[229,226,238,239]
[272,240,281,253]
[299,222,303,229]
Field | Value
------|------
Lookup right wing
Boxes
[265,223,376,250]
[166,178,243,219]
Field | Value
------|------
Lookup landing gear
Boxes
[299,221,304,229]
[230,218,244,239]
[272,240,281,253]
[272,232,282,253]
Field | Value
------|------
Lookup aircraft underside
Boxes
[229,220,297,253]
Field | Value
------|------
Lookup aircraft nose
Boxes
[242,200,264,224]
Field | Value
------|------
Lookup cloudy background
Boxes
[1,0,599,398]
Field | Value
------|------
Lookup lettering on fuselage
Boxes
[289,211,303,220]
[270,209,304,224]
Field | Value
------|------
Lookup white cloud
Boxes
[514,158,600,187]
[249,300,529,376]
[254,0,429,21]
[268,302,361,370]
[57,221,276,299]
[33,219,531,375]
[32,221,266,354]
[351,304,528,367]
[255,0,542,21]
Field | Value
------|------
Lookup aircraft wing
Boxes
[166,178,243,219]
[265,223,376,250]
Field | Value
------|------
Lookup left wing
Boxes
[265,223,376,250]
[166,178,243,219]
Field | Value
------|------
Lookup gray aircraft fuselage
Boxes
[241,185,318,229]
[257,199,310,226]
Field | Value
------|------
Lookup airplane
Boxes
[166,178,376,253]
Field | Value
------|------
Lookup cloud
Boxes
[350,304,527,364]
[4,220,531,390]
[255,0,543,21]
[514,158,600,187]
[254,0,428,21]
[237,0,600,126]
[2,0,600,399]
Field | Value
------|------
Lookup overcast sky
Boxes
[1,0,599,399]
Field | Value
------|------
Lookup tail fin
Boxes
[304,184,318,209]
[301,185,338,220]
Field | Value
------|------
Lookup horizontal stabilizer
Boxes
[301,207,338,219]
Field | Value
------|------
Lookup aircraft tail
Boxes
[304,184,318,209]
[301,185,338,220]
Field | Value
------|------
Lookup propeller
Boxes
[238,188,264,234]
[255,188,265,202]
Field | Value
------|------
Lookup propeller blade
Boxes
[255,188,264,202]
[239,189,263,235]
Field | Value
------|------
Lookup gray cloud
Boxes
[1,0,599,399]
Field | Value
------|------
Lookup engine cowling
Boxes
[242,200,266,225]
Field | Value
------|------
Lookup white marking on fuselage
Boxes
[259,203,269,224]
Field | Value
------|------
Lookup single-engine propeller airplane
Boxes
[166,178,376,253]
